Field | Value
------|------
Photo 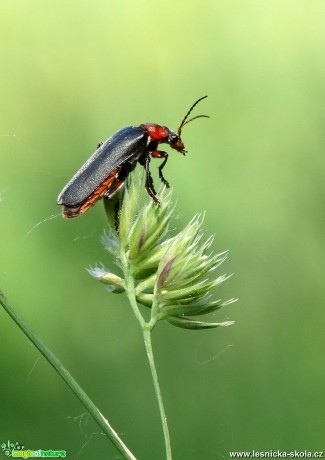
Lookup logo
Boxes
[1,442,24,457]
[1,441,66,458]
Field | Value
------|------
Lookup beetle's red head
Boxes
[167,130,186,154]
[143,96,209,155]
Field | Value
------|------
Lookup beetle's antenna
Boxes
[177,96,209,136]
[181,114,210,128]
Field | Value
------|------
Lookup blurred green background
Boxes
[1,1,324,458]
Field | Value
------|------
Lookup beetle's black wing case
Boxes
[57,126,148,206]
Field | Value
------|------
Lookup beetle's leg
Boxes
[103,193,122,233]
[104,178,127,232]
[143,156,160,205]
[114,200,120,232]
[104,178,125,199]
[151,150,170,188]
[97,141,103,148]
[105,161,136,199]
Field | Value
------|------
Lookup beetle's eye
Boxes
[169,133,178,144]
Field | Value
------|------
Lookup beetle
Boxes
[57,96,209,218]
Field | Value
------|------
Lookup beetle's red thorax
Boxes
[141,123,170,142]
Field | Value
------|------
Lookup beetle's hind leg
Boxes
[105,161,136,199]
[103,176,126,233]
[104,178,125,199]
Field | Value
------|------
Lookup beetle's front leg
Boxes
[151,150,170,188]
[142,156,160,205]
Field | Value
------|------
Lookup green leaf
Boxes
[166,315,235,330]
